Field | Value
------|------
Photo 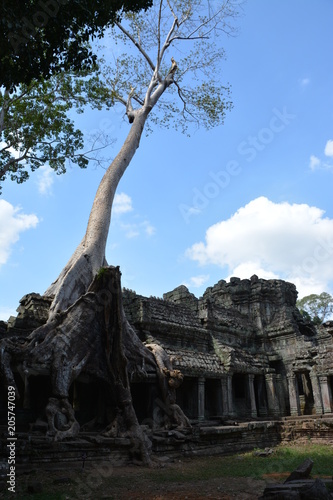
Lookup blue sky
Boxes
[1,0,333,321]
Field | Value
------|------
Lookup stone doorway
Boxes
[254,375,268,417]
[329,376,333,412]
[232,373,248,417]
[205,378,223,418]
[131,380,159,425]
[176,377,198,420]
[13,374,52,429]
[296,372,315,415]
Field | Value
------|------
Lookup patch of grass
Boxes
[2,443,332,499]
[150,443,333,484]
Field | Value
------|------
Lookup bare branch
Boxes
[166,0,179,27]
[126,87,136,123]
[159,16,179,62]
[175,3,234,41]
[157,0,163,68]
[115,21,156,72]
[173,80,198,123]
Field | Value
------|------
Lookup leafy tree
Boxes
[297,292,333,325]
[0,70,114,192]
[0,0,239,463]
[1,0,152,88]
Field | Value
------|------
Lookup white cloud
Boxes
[186,197,333,299]
[299,77,310,86]
[144,221,156,237]
[37,165,55,195]
[309,140,333,171]
[227,262,279,281]
[123,225,140,239]
[113,193,133,215]
[184,274,210,288]
[119,221,156,239]
[0,200,39,267]
[309,155,321,171]
[0,306,17,322]
[112,193,156,238]
[324,139,333,157]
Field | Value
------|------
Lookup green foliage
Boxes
[1,0,153,89]
[96,267,108,280]
[297,292,333,324]
[1,1,240,191]
[0,69,113,191]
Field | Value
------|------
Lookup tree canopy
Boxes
[297,292,333,324]
[1,0,152,89]
[103,0,238,133]
[0,69,113,191]
[1,0,239,192]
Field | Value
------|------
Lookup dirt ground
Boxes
[7,457,268,500]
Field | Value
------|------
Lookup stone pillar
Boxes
[220,375,229,418]
[319,375,333,414]
[23,374,31,409]
[310,372,323,415]
[256,375,268,417]
[265,373,280,417]
[71,381,79,411]
[275,374,287,416]
[198,377,205,421]
[247,374,257,419]
[227,374,235,418]
[287,372,301,416]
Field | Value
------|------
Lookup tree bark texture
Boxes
[0,66,190,462]
[45,107,150,317]
[0,267,190,463]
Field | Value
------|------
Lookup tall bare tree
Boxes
[46,0,237,316]
[0,0,239,463]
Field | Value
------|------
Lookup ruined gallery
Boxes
[0,275,332,461]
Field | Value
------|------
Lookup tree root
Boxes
[0,266,190,463]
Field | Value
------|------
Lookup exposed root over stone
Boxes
[0,266,189,464]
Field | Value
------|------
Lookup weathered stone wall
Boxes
[1,415,332,465]
[1,276,332,422]
[3,293,52,338]
[123,276,333,419]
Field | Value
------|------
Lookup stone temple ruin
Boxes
[0,275,333,460]
[123,275,333,422]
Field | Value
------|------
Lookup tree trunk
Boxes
[45,106,150,317]
[1,76,191,463]
[1,267,157,462]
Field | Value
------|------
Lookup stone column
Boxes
[275,374,287,416]
[265,373,280,417]
[247,374,257,419]
[198,377,205,421]
[287,372,300,416]
[256,375,268,417]
[310,372,323,415]
[23,374,31,409]
[319,375,333,414]
[220,375,229,418]
[227,374,235,418]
